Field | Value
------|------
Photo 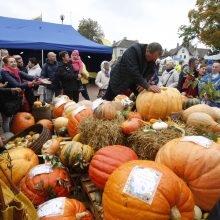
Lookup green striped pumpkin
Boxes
[183,98,201,110]
[60,141,94,172]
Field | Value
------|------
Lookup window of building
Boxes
[120,50,124,55]
[184,55,186,59]
[182,49,185,53]
[180,55,182,59]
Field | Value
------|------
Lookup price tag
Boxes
[37,197,65,218]
[91,98,104,111]
[72,105,86,116]
[29,164,52,179]
[64,101,76,110]
[55,100,66,108]
[123,166,162,204]
[181,136,213,148]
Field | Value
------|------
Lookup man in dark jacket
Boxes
[103,42,162,101]
[177,58,199,93]
[56,51,79,102]
[14,55,28,73]
[41,52,61,103]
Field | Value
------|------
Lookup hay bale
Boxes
[127,126,184,160]
[79,117,126,151]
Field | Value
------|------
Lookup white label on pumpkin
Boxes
[181,136,213,148]
[29,164,52,179]
[37,197,65,218]
[64,101,76,110]
[55,99,67,108]
[123,166,162,205]
[72,105,86,116]
[91,98,104,111]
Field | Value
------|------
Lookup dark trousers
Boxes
[80,84,90,100]
[102,85,116,101]
[64,90,79,103]
[208,200,220,220]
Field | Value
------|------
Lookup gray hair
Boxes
[147,42,163,55]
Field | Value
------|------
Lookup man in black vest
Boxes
[103,42,162,101]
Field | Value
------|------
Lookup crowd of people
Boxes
[0,44,219,138]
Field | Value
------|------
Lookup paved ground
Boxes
[79,83,99,101]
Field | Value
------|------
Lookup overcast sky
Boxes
[1,0,202,50]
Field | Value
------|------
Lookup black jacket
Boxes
[56,61,79,91]
[109,43,158,95]
[41,60,61,90]
[1,70,36,116]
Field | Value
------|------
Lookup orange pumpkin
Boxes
[155,137,220,211]
[67,106,92,137]
[11,112,35,134]
[34,100,42,107]
[37,197,93,220]
[37,119,53,131]
[53,100,71,118]
[89,145,138,189]
[20,164,71,205]
[62,101,78,118]
[103,160,194,220]
[0,147,39,185]
[136,87,182,120]
[93,100,119,120]
[114,94,128,102]
[121,118,144,135]
[127,112,142,120]
[78,100,92,108]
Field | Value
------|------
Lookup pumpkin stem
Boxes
[76,211,89,220]
[170,206,181,220]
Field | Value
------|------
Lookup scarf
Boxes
[3,66,21,82]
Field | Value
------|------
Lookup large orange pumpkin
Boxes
[37,119,53,131]
[89,145,138,189]
[53,100,71,118]
[0,147,39,185]
[20,164,71,205]
[103,160,194,220]
[136,87,182,120]
[37,197,93,220]
[11,112,35,134]
[93,100,119,120]
[155,136,220,211]
[67,106,92,137]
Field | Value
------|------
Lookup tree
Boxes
[179,0,220,50]
[77,18,104,43]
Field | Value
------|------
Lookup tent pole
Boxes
[41,50,44,65]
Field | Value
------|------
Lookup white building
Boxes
[112,37,138,60]
[169,43,209,64]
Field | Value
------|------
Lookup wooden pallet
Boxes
[80,175,103,220]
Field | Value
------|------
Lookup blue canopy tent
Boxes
[0,16,112,74]
[0,16,112,53]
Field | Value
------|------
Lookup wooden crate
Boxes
[80,175,103,220]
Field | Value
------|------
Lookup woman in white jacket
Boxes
[159,60,179,88]
[27,57,42,99]
[95,61,111,97]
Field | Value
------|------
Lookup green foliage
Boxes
[77,18,104,43]
[179,0,220,49]
[199,78,220,103]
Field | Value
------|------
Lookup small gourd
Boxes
[152,121,168,130]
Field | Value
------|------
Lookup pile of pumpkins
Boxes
[1,88,220,220]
